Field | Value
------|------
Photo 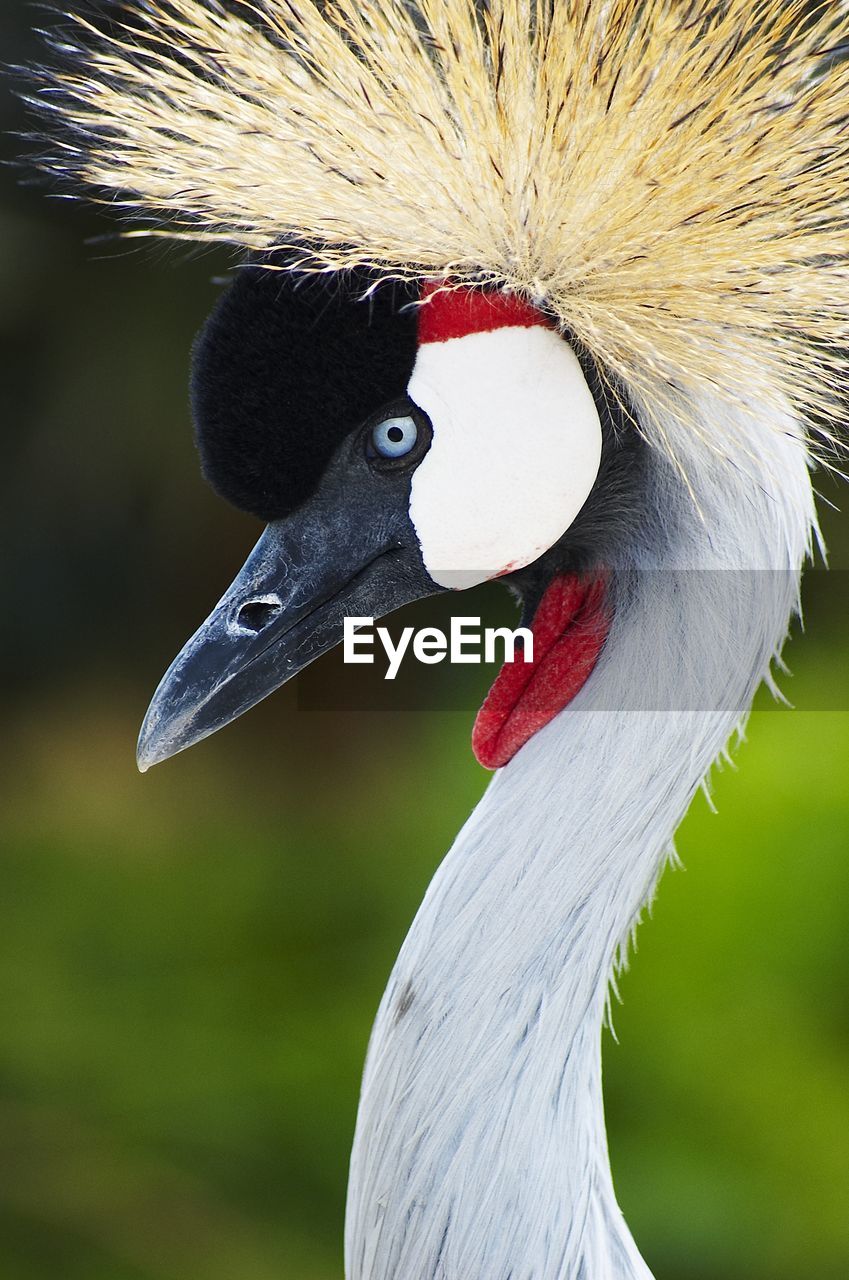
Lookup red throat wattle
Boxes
[472,573,612,770]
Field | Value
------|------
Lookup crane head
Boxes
[137,267,643,771]
[30,2,849,773]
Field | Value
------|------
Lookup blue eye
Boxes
[371,415,419,459]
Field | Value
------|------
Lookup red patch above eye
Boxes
[418,281,555,344]
[472,572,611,769]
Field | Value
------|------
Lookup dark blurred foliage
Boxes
[2,4,849,1279]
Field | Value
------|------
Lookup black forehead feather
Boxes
[191,265,419,520]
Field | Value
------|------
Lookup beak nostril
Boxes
[235,597,283,634]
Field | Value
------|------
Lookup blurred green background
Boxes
[2,5,849,1277]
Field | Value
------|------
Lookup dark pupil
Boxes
[387,425,405,443]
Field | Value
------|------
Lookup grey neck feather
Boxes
[345,393,815,1280]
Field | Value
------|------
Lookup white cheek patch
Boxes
[408,326,603,590]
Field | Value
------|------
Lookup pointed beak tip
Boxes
[135,734,160,774]
[136,699,218,773]
[136,733,184,773]
[136,714,175,774]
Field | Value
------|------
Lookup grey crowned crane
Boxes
[31,1,849,1276]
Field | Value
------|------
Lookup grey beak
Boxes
[137,513,438,771]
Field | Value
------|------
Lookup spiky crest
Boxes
[29,0,849,468]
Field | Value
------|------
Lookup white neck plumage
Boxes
[346,393,815,1280]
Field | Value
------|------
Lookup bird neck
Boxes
[346,395,815,1280]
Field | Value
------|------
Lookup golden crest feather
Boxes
[33,0,849,461]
